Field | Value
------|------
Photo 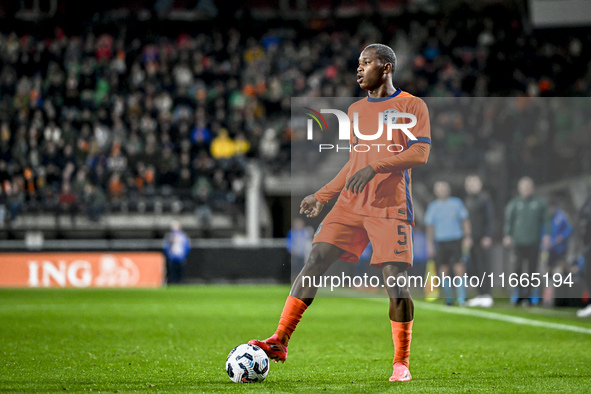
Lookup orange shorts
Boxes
[313,204,413,267]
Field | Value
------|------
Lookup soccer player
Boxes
[249,43,431,382]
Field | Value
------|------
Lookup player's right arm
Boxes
[300,160,351,218]
[314,159,351,204]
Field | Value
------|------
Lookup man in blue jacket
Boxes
[163,220,191,284]
[547,199,573,269]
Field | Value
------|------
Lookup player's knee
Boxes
[397,286,412,299]
[302,250,327,275]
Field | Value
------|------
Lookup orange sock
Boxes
[275,296,308,346]
[391,320,413,368]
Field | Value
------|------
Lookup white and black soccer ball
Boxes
[226,344,269,383]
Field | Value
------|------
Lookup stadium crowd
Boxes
[0,2,590,225]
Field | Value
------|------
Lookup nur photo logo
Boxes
[304,107,418,152]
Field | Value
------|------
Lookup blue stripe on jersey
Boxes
[367,88,402,102]
[404,169,413,222]
[408,137,431,147]
[410,225,414,265]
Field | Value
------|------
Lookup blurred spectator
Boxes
[210,129,236,160]
[0,188,6,224]
[56,183,78,225]
[547,199,573,269]
[425,181,472,306]
[0,2,589,227]
[192,176,213,230]
[108,173,125,203]
[84,183,106,222]
[163,220,191,284]
[543,198,573,306]
[464,175,494,308]
[7,178,25,223]
[503,177,551,306]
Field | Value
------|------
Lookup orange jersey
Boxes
[314,89,431,223]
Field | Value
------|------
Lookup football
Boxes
[226,344,270,383]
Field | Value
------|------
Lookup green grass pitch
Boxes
[1,285,591,392]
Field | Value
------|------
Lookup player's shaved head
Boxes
[363,44,397,75]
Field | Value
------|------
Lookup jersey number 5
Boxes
[397,225,407,245]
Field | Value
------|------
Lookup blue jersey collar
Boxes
[367,88,402,102]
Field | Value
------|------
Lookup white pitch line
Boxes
[366,298,591,335]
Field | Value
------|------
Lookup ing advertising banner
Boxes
[0,252,165,288]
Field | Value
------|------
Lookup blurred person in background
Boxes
[464,175,494,308]
[210,128,236,161]
[56,182,78,226]
[286,217,314,279]
[547,198,573,270]
[107,172,125,207]
[543,198,573,305]
[503,177,551,306]
[163,220,191,284]
[192,176,213,232]
[7,178,24,224]
[83,183,106,222]
[425,181,472,306]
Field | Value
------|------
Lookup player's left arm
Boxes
[345,98,431,194]
[345,144,430,194]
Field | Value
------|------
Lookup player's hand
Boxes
[503,235,512,248]
[481,236,492,249]
[345,165,376,194]
[299,194,324,218]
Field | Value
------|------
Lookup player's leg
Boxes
[472,242,485,294]
[451,240,466,305]
[453,261,467,305]
[383,262,413,382]
[290,242,346,303]
[248,242,344,362]
[366,218,414,382]
[276,242,345,344]
[467,242,493,307]
[249,206,367,363]
[525,244,541,304]
[513,245,525,304]
[437,243,453,305]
